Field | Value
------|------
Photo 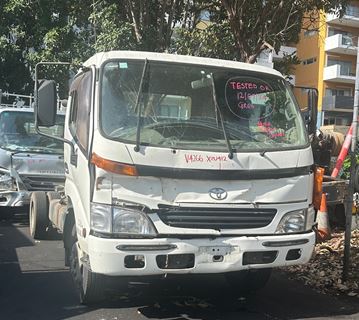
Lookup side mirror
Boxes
[37,80,57,127]
[306,88,318,136]
[293,86,318,136]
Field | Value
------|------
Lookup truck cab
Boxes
[32,51,316,304]
[0,103,65,215]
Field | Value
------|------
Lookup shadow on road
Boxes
[1,213,359,320]
[0,213,91,320]
[88,272,359,320]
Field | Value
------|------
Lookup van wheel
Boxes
[225,268,272,295]
[69,225,105,304]
[29,191,49,240]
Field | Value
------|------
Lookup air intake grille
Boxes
[20,175,65,191]
[157,207,277,230]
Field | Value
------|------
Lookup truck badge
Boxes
[209,187,227,200]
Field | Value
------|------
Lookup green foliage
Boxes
[274,53,301,77]
[174,22,238,60]
[341,155,359,179]
[0,0,350,97]
[90,4,137,52]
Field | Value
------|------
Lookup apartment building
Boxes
[294,2,359,127]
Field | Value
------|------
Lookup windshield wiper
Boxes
[134,58,149,152]
[210,73,234,159]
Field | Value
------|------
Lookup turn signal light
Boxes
[91,153,138,176]
[313,166,324,210]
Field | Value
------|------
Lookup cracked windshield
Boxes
[101,60,308,151]
[0,111,64,154]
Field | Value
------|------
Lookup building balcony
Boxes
[325,34,357,55]
[323,64,355,84]
[322,95,354,112]
[326,6,359,27]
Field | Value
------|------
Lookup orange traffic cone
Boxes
[316,193,331,243]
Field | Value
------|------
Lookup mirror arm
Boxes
[34,124,77,167]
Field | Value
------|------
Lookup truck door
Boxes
[64,70,93,229]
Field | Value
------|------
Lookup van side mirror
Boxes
[37,80,57,127]
[306,88,318,136]
[293,86,318,136]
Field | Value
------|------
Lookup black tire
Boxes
[225,268,272,295]
[29,191,49,240]
[69,225,105,305]
[354,165,359,192]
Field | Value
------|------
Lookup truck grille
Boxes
[20,175,65,191]
[157,207,277,230]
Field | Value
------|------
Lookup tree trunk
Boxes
[127,0,142,43]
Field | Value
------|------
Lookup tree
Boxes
[175,0,350,63]
[90,0,197,52]
[221,0,350,63]
[0,0,95,96]
[0,0,198,96]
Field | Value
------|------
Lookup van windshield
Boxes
[100,60,308,152]
[0,111,64,154]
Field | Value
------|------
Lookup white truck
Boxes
[0,92,64,218]
[31,51,317,304]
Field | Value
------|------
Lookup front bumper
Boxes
[0,191,30,207]
[87,231,316,276]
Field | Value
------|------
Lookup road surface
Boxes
[1,213,359,320]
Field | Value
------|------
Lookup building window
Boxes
[323,117,335,125]
[304,30,317,37]
[303,57,317,65]
[325,88,352,96]
[323,115,351,126]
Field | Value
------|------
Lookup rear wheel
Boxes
[69,225,105,304]
[225,268,272,295]
[29,191,49,239]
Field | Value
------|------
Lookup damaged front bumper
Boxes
[86,231,316,276]
[0,190,30,207]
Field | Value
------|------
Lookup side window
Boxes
[69,91,78,135]
[68,71,92,152]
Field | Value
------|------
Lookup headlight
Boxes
[113,207,157,236]
[90,203,112,233]
[90,203,157,236]
[0,171,14,190]
[275,206,315,234]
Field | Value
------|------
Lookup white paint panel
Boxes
[110,174,310,208]
[84,51,283,78]
[91,136,312,171]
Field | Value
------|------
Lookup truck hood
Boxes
[93,144,314,207]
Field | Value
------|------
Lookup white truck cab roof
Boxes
[84,51,284,79]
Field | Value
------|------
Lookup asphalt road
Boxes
[1,213,359,320]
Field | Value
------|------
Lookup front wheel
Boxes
[69,225,105,304]
[29,191,49,239]
[225,268,272,295]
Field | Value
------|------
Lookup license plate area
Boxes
[198,245,239,263]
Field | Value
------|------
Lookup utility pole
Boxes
[342,39,359,281]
